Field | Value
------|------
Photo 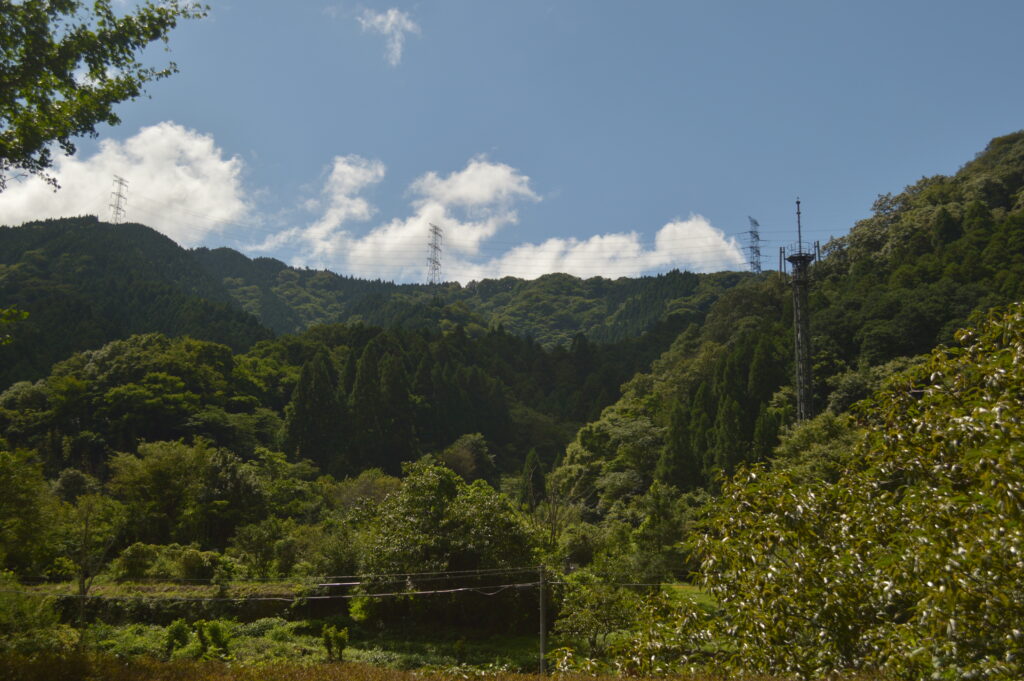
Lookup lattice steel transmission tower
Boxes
[109,175,128,224]
[745,216,762,274]
[426,223,443,286]
[785,199,815,421]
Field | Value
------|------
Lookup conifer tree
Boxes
[519,448,544,509]
[746,335,782,408]
[655,399,703,489]
[711,396,744,474]
[283,347,346,473]
[750,402,780,462]
[348,337,386,470]
[688,382,714,475]
[376,352,416,473]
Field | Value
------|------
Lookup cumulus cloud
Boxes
[358,8,420,66]
[0,122,251,246]
[444,216,746,282]
[250,154,385,260]
[412,158,536,209]
[0,120,744,283]
[260,154,742,283]
[258,156,538,281]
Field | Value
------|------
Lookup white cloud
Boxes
[260,156,538,280]
[443,216,746,282]
[261,155,743,283]
[250,154,385,261]
[412,157,537,209]
[0,121,745,283]
[358,8,420,66]
[0,122,251,246]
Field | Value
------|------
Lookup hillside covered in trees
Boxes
[192,246,748,346]
[0,216,750,389]
[2,130,1024,679]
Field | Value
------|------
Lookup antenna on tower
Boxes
[109,175,128,224]
[745,216,762,274]
[426,223,443,286]
[785,197,816,421]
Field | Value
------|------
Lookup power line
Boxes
[117,191,832,247]
[324,565,539,581]
[16,565,542,587]
[1,582,541,603]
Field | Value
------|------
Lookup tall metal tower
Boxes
[109,175,128,224]
[745,216,762,274]
[426,223,443,286]
[786,199,815,421]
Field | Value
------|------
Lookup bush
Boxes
[110,543,234,583]
[0,571,79,655]
[164,619,190,658]
[87,622,165,659]
[552,570,637,656]
[194,619,231,660]
[697,303,1024,680]
[112,543,159,581]
[322,624,348,660]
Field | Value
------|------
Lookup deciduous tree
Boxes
[0,0,206,190]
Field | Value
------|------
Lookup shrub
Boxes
[552,570,638,656]
[697,303,1024,680]
[110,543,233,583]
[0,571,79,655]
[194,619,231,660]
[163,619,190,659]
[322,624,348,660]
[112,543,159,581]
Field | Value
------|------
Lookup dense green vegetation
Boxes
[696,303,1024,679]
[2,131,1024,679]
[0,215,746,388]
[0,217,273,386]
[0,318,686,481]
[193,244,748,346]
[549,130,1024,521]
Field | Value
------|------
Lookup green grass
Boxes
[666,583,716,609]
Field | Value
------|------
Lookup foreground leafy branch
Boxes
[0,0,206,190]
[697,303,1024,680]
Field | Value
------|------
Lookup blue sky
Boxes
[3,0,1023,283]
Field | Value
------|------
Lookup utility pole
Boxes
[786,199,815,421]
[538,565,547,675]
[745,216,762,274]
[426,223,443,286]
[109,175,128,224]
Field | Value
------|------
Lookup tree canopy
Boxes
[0,0,205,190]
[695,303,1024,679]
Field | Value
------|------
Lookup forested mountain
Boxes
[548,130,1024,523]
[0,216,748,389]
[0,217,273,387]
[2,131,1024,678]
[193,247,746,345]
[3,131,1022,497]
